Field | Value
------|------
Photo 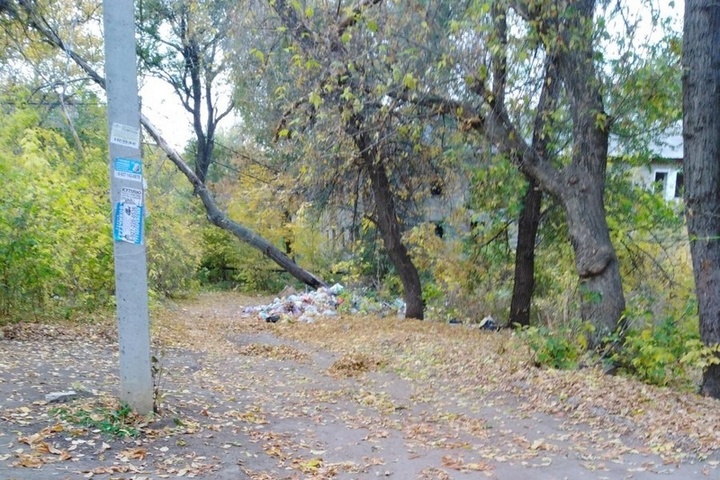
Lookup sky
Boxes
[139,77,193,151]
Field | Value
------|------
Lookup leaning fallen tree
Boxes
[6,0,327,289]
[140,117,327,289]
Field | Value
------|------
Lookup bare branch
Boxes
[9,0,327,289]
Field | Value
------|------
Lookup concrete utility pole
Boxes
[102,0,153,414]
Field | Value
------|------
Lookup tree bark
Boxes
[543,0,625,347]
[561,172,625,343]
[510,180,541,327]
[508,50,558,329]
[682,0,720,398]
[347,115,424,319]
[365,160,424,319]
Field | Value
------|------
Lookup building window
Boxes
[674,172,684,198]
[654,170,668,194]
[651,169,683,201]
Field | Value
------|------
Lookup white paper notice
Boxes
[120,187,143,206]
[110,123,140,149]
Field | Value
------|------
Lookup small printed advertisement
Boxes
[110,122,140,149]
[120,186,143,206]
[113,202,144,245]
[114,158,143,183]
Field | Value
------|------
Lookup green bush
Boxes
[142,153,203,299]
[198,225,293,293]
[146,214,201,298]
[0,104,114,320]
[520,324,585,370]
[614,314,699,388]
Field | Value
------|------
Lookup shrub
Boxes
[520,324,586,370]
[613,310,701,388]
[0,105,114,320]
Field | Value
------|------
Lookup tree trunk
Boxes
[561,171,625,347]
[366,160,424,319]
[682,0,720,398]
[508,50,558,329]
[347,114,424,320]
[549,0,625,348]
[509,179,542,327]
[494,0,541,328]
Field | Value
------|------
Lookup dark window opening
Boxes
[674,172,684,198]
[654,171,668,194]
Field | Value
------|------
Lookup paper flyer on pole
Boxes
[113,202,144,244]
[113,157,143,183]
[110,123,140,149]
[120,186,143,206]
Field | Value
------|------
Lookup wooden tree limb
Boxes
[389,89,565,197]
[337,0,383,37]
[141,115,328,289]
[9,0,327,290]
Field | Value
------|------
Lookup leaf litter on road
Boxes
[0,291,718,479]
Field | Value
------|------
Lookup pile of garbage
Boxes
[244,283,406,323]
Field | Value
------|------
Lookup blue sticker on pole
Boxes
[113,202,144,244]
[114,158,143,183]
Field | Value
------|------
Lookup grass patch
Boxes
[51,400,143,438]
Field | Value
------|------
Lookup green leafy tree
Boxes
[0,88,114,318]
[3,0,328,291]
[143,146,205,298]
[382,0,682,347]
[262,0,462,319]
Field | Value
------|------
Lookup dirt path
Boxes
[1,292,719,479]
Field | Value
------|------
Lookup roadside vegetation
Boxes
[0,0,715,397]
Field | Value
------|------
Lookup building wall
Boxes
[632,160,684,202]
